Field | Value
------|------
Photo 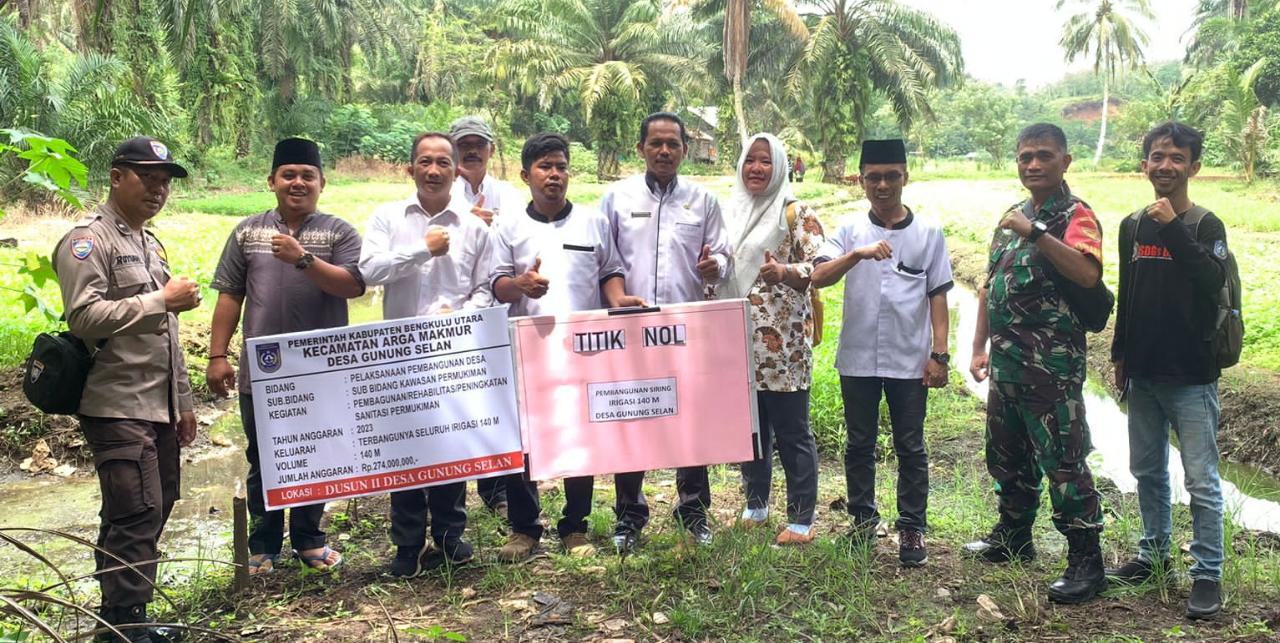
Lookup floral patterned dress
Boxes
[746,201,825,392]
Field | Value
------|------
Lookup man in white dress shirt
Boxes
[359,132,490,577]
[449,116,525,227]
[599,112,732,551]
[447,115,520,514]
[492,132,646,563]
[811,139,953,567]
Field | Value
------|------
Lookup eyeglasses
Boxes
[862,172,904,185]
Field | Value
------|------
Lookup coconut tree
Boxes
[791,0,963,182]
[491,0,710,179]
[1185,0,1277,67]
[687,0,806,146]
[1057,0,1153,164]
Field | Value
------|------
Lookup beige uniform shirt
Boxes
[53,203,193,424]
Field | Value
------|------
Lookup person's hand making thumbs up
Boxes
[471,193,495,226]
[514,256,550,299]
[696,244,719,281]
[758,249,789,285]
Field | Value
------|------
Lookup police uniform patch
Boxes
[150,141,170,159]
[149,238,168,263]
[70,237,94,260]
[1213,240,1228,260]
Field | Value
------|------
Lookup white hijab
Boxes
[720,133,794,300]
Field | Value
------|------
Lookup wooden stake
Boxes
[232,480,249,594]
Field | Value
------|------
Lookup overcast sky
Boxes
[895,0,1200,88]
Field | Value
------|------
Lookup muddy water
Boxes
[950,286,1280,533]
[0,291,389,584]
[0,404,250,588]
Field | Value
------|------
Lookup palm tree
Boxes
[491,0,710,179]
[1216,57,1270,181]
[791,0,963,182]
[687,0,806,146]
[1057,0,1153,164]
[0,18,170,178]
[1199,0,1258,20]
[1184,0,1276,67]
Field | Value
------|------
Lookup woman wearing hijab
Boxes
[717,134,826,545]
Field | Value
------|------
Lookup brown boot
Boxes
[497,533,539,563]
[560,532,596,557]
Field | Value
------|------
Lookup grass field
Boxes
[4,270,1279,641]
[3,169,1280,640]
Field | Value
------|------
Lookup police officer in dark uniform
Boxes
[53,137,200,642]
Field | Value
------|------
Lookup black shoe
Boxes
[1186,579,1222,619]
[388,543,432,579]
[899,529,928,567]
[423,539,474,571]
[1047,529,1107,604]
[1105,556,1170,584]
[95,605,184,643]
[612,528,640,555]
[962,524,1036,563]
[688,523,713,546]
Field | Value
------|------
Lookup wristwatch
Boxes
[930,351,950,366]
[295,252,316,270]
[1026,220,1049,243]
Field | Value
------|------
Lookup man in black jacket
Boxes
[1109,121,1227,619]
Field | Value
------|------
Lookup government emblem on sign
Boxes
[256,342,282,373]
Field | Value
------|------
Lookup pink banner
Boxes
[512,300,758,480]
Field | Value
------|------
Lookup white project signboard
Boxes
[246,306,523,510]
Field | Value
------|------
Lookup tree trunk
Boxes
[278,70,297,110]
[340,37,354,101]
[732,72,749,148]
[74,0,114,53]
[821,155,845,183]
[597,149,611,181]
[1094,78,1109,164]
[16,0,32,30]
[235,124,251,158]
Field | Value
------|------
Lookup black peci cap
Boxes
[860,139,908,165]
[272,137,324,172]
[111,136,189,178]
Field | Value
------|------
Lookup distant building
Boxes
[685,106,719,164]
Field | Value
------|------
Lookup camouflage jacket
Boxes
[986,182,1102,386]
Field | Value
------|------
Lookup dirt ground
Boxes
[180,430,1280,643]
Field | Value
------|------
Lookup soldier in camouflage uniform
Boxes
[963,123,1108,604]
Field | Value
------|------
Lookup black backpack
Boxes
[22,331,103,415]
[1030,201,1115,333]
[1128,206,1243,368]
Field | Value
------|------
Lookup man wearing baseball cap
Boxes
[206,138,364,577]
[448,115,523,518]
[53,136,199,641]
[450,115,525,228]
